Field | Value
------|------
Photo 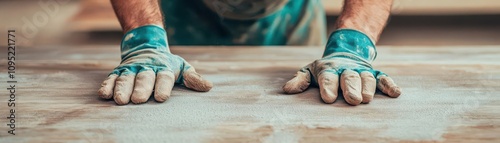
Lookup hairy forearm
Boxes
[334,0,393,43]
[110,0,164,33]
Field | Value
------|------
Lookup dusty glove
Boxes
[98,25,212,105]
[283,29,401,105]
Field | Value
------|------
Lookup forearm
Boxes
[334,0,392,43]
[110,0,164,33]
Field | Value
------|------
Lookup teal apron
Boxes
[161,0,327,45]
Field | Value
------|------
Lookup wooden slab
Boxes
[1,46,500,142]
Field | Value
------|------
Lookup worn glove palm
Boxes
[283,29,401,105]
[98,25,212,105]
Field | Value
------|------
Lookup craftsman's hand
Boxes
[98,25,212,105]
[283,29,401,105]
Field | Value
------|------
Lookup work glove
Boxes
[283,29,401,105]
[98,25,212,105]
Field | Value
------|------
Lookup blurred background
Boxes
[1,0,499,47]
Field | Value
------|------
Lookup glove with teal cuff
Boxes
[98,25,212,105]
[283,29,401,105]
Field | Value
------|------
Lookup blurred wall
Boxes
[1,0,500,47]
[0,0,80,47]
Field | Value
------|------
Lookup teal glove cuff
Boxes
[323,29,377,62]
[121,25,169,59]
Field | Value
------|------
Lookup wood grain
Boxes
[0,46,499,142]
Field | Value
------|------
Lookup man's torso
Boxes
[161,0,327,45]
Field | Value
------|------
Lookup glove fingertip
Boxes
[98,74,118,99]
[283,71,311,94]
[283,81,306,94]
[183,70,213,92]
[377,75,402,98]
[388,86,402,98]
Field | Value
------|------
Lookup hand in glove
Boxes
[98,25,212,105]
[283,29,401,105]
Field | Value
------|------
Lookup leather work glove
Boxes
[98,25,212,105]
[283,29,401,105]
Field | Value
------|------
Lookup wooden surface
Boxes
[1,46,500,142]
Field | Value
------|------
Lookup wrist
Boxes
[335,24,379,43]
[122,23,163,34]
[323,29,377,62]
[121,25,169,53]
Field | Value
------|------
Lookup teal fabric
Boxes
[120,25,169,59]
[200,0,290,20]
[313,29,388,82]
[110,25,190,83]
[323,29,377,59]
[160,0,326,45]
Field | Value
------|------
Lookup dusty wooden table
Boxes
[1,46,499,142]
